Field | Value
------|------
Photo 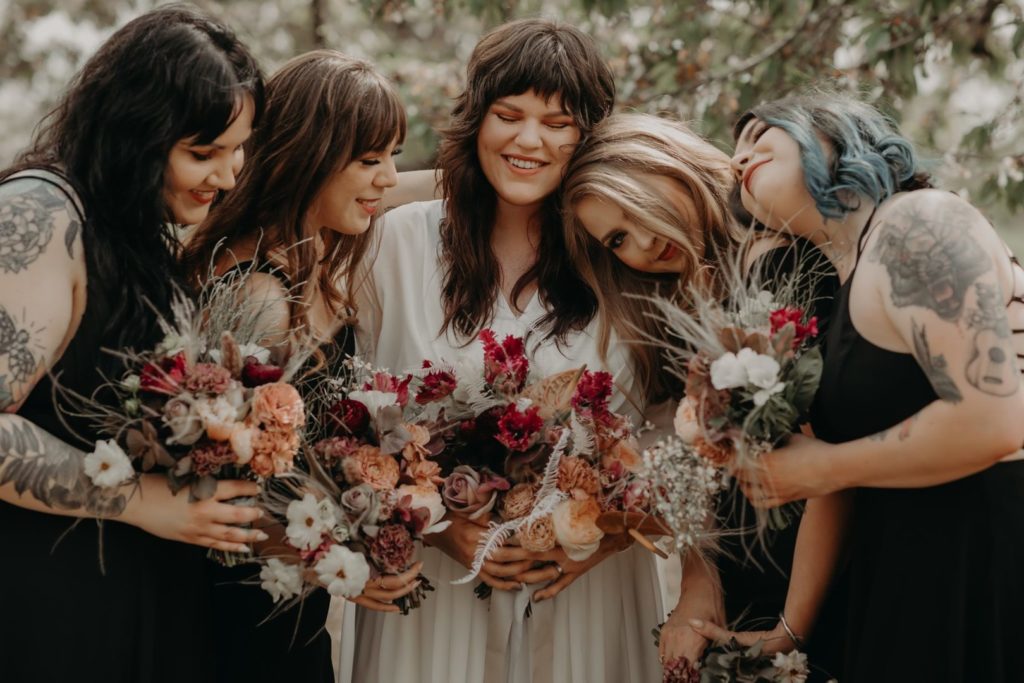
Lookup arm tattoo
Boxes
[0,417,126,516]
[867,415,919,443]
[911,319,963,403]
[0,181,70,274]
[0,305,43,404]
[965,281,1019,396]
[870,206,989,322]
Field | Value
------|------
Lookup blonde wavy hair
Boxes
[562,112,742,401]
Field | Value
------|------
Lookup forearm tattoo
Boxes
[0,418,126,516]
[868,414,920,442]
[910,319,963,403]
[870,206,989,322]
[0,181,73,274]
[964,281,1019,396]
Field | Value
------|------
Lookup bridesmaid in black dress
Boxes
[183,50,426,683]
[0,7,267,683]
[560,113,844,680]
[729,91,1024,683]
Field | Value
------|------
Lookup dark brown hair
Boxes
[184,50,406,336]
[436,18,615,343]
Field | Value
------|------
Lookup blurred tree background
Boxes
[1,0,1021,244]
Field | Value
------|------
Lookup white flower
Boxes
[753,382,787,407]
[285,493,332,551]
[208,343,271,365]
[710,352,748,389]
[314,544,370,598]
[772,650,809,683]
[737,348,781,390]
[259,558,303,603]
[673,397,701,444]
[120,374,141,392]
[155,333,186,357]
[348,389,399,415]
[397,483,451,535]
[196,396,243,441]
[228,424,257,465]
[83,439,135,488]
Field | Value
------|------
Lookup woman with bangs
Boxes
[0,6,266,682]
[183,49,422,683]
[562,113,844,680]
[726,91,1024,682]
[349,18,663,683]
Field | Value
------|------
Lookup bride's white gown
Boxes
[344,200,663,683]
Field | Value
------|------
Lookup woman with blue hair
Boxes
[722,91,1024,682]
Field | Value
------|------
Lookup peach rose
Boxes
[518,515,556,552]
[557,456,600,496]
[396,483,448,534]
[551,494,604,561]
[343,445,401,491]
[601,439,642,473]
[406,458,442,485]
[401,424,431,462]
[250,427,300,476]
[250,382,305,430]
[501,483,537,520]
[694,436,734,466]
[674,397,701,445]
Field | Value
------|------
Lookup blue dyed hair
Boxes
[734,92,930,220]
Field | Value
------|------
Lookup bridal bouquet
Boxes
[255,358,453,613]
[431,330,655,584]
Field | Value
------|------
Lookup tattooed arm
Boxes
[740,191,1024,503]
[0,178,264,550]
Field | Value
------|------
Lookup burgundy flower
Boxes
[241,356,284,387]
[416,361,457,404]
[571,370,614,421]
[494,403,544,451]
[183,362,233,394]
[368,523,415,574]
[140,352,187,395]
[324,399,371,436]
[364,372,412,407]
[662,656,701,683]
[769,307,819,349]
[479,329,529,394]
[188,440,237,476]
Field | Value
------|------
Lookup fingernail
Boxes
[255,531,269,542]
[256,509,265,518]
[688,618,704,628]
[238,545,252,554]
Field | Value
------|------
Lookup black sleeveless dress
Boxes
[712,239,845,681]
[0,171,215,683]
[809,217,1024,682]
[205,260,347,683]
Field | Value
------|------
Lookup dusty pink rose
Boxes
[518,515,556,552]
[250,383,305,430]
[557,456,600,496]
[501,483,537,520]
[183,363,233,394]
[368,524,416,574]
[551,494,604,561]
[395,483,447,534]
[442,465,510,521]
[343,445,401,491]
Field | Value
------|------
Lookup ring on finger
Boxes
[553,563,563,575]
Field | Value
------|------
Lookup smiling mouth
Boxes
[356,198,381,215]
[657,242,678,262]
[743,160,768,194]
[189,190,216,205]
[503,155,546,171]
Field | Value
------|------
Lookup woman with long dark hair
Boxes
[725,91,1024,682]
[349,18,662,683]
[0,6,266,681]
[183,49,421,683]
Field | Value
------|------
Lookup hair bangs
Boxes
[351,79,407,158]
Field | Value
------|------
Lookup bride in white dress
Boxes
[346,18,663,683]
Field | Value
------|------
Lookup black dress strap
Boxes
[854,204,882,262]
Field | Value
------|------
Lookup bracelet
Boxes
[778,612,805,648]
